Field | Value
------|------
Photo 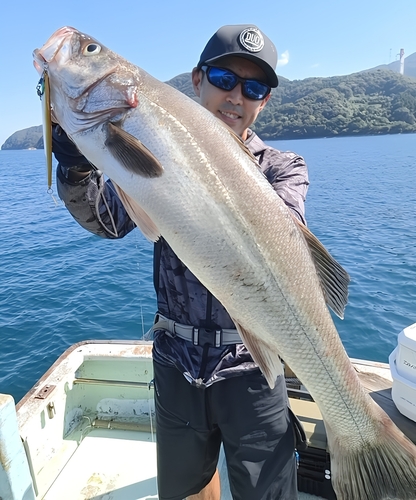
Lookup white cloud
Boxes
[277,50,289,67]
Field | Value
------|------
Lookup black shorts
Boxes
[153,361,297,500]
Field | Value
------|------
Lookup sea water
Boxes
[1,133,415,402]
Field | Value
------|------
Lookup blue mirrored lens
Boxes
[243,80,269,100]
[205,67,270,100]
[207,67,237,90]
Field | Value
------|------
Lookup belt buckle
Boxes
[192,327,222,347]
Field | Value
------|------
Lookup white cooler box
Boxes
[389,323,416,422]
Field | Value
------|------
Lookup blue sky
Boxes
[1,0,416,146]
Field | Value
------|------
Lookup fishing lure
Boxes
[36,70,53,191]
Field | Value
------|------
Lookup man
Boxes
[53,24,309,500]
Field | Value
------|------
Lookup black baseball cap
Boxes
[197,25,278,88]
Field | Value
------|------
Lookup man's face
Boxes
[192,56,271,141]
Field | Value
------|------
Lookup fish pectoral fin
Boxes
[112,182,160,242]
[294,217,350,319]
[105,122,164,178]
[233,320,284,389]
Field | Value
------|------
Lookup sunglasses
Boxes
[201,65,271,101]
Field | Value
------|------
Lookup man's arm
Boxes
[53,125,136,238]
[262,149,309,225]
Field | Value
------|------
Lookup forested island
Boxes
[3,68,416,150]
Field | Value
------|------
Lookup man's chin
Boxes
[218,115,243,137]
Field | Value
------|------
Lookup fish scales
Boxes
[106,73,373,442]
[33,27,416,499]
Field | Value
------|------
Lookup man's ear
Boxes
[259,94,271,113]
[259,93,271,112]
[191,67,203,97]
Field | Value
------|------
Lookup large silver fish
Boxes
[33,27,416,499]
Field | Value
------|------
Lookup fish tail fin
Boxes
[328,416,416,499]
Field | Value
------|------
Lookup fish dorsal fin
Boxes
[112,182,160,242]
[105,122,164,178]
[232,320,284,389]
[294,217,350,319]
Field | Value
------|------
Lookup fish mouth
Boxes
[33,26,77,74]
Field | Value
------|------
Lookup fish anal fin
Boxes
[113,182,160,242]
[233,320,284,389]
[105,122,164,178]
[293,217,350,319]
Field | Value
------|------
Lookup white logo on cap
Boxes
[239,28,264,53]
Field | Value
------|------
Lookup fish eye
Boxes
[83,43,101,56]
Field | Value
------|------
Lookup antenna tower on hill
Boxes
[399,49,405,75]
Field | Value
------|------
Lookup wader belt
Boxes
[152,313,242,347]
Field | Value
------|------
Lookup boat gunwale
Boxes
[16,340,153,411]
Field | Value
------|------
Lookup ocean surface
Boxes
[1,133,415,403]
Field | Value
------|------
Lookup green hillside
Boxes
[169,69,416,140]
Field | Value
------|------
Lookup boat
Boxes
[1,333,415,500]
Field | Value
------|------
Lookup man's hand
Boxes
[52,124,93,182]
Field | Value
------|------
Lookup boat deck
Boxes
[41,423,321,500]
[7,341,414,500]
[43,427,158,500]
